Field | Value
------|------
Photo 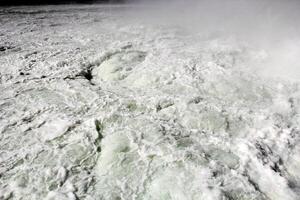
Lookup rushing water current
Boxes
[1,4,300,200]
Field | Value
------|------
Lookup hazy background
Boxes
[1,0,299,80]
[135,0,300,80]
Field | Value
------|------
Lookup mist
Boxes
[124,0,300,80]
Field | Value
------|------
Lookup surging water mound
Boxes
[92,50,147,83]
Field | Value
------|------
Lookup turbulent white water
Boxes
[1,4,300,200]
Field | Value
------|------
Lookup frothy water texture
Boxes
[1,1,300,200]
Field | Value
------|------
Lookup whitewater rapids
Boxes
[1,4,300,200]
